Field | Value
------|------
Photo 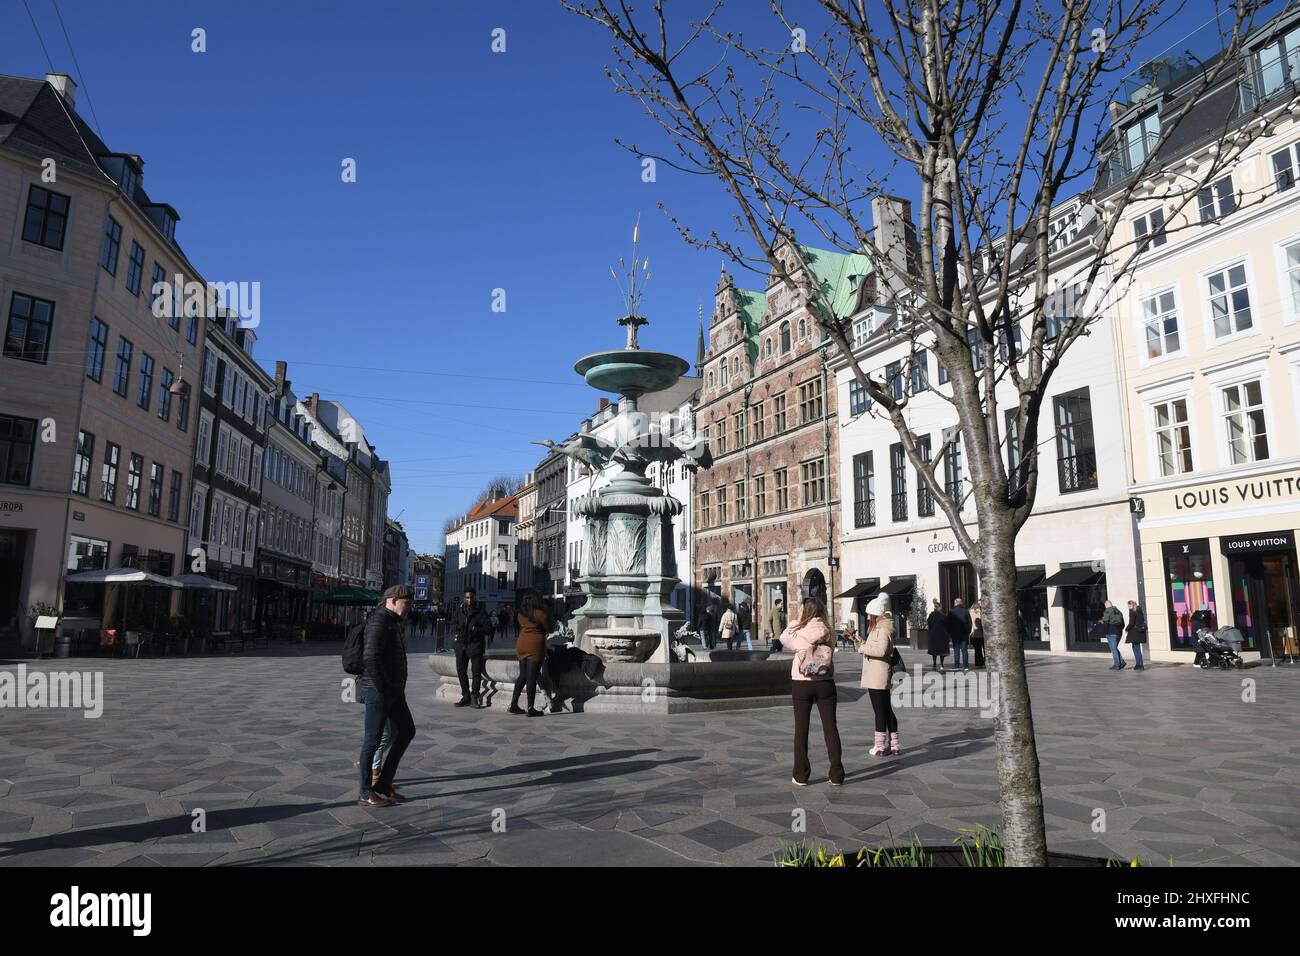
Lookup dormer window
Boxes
[143,203,179,244]
[1048,210,1080,252]
[1110,111,1160,180]
[1241,24,1300,110]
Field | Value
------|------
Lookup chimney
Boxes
[871,195,918,293]
[45,73,76,107]
[309,392,319,417]
[598,397,609,413]
[274,360,288,393]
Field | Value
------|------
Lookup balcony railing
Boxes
[854,498,876,528]
[892,494,908,522]
[1058,451,1099,493]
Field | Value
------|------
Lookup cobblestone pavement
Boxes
[1,643,1297,866]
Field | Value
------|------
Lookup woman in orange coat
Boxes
[509,590,551,716]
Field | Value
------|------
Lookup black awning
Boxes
[837,581,879,599]
[1016,569,1046,590]
[1042,566,1104,588]
[882,578,915,596]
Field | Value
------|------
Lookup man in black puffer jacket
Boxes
[452,587,495,708]
[358,585,415,807]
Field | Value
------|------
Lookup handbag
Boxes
[889,646,905,673]
[797,641,834,678]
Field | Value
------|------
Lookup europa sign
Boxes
[1172,476,1300,512]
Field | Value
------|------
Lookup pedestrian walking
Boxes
[452,588,494,707]
[763,598,787,651]
[1125,600,1147,670]
[738,599,753,651]
[1103,599,1126,670]
[719,603,739,651]
[357,585,417,807]
[926,599,950,671]
[948,597,972,671]
[854,593,900,757]
[508,591,551,716]
[779,596,844,787]
[703,601,720,650]
[971,601,986,669]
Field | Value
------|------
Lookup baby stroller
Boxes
[1193,626,1245,670]
[670,624,698,663]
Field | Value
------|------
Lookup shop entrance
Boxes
[1223,532,1300,661]
[1044,563,1107,651]
[0,529,27,635]
[939,561,977,609]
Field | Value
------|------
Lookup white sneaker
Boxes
[791,777,809,787]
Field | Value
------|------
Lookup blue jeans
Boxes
[359,689,416,796]
[1106,635,1123,667]
[952,638,970,668]
[1132,642,1144,667]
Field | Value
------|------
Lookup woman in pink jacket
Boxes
[779,597,844,787]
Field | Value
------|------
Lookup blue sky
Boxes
[3,0,741,552]
[2,1,1255,552]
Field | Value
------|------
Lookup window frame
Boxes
[4,291,55,364]
[1140,285,1182,363]
[99,215,122,276]
[1202,259,1256,345]
[0,413,38,486]
[21,184,70,251]
[1053,387,1099,494]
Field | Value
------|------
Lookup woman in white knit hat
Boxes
[853,593,900,757]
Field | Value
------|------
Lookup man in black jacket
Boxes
[452,588,494,707]
[358,585,416,807]
[947,597,973,672]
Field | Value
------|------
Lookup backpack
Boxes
[342,620,367,675]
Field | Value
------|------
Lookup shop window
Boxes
[1162,540,1217,650]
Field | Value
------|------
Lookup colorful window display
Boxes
[1162,539,1217,649]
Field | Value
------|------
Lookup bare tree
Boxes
[565,0,1269,864]
[481,474,526,499]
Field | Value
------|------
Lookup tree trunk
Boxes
[977,506,1048,866]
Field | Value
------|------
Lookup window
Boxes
[1112,111,1160,178]
[849,379,869,416]
[998,325,1024,362]
[72,430,94,495]
[1153,398,1193,476]
[774,468,789,511]
[85,318,108,382]
[112,338,133,396]
[137,353,155,409]
[910,352,929,393]
[714,422,726,456]
[126,454,143,510]
[1054,388,1098,492]
[1046,284,1085,342]
[797,318,806,339]
[942,428,964,504]
[699,490,710,529]
[886,361,904,400]
[780,321,791,353]
[937,360,949,385]
[158,369,174,421]
[853,316,874,347]
[148,463,163,517]
[22,185,69,250]
[177,385,190,433]
[754,473,767,517]
[1207,264,1252,339]
[1222,380,1269,464]
[152,263,175,328]
[1242,25,1300,109]
[1286,241,1300,323]
[720,359,729,386]
[967,328,985,371]
[751,402,765,441]
[1142,289,1180,358]
[1133,208,1167,251]
[168,471,183,522]
[197,415,212,468]
[798,378,823,423]
[801,458,826,506]
[916,434,935,517]
[5,292,54,363]
[101,442,120,502]
[1197,176,1237,222]
[1048,211,1080,252]
[773,393,787,432]
[735,480,747,521]
[715,485,728,524]
[1005,410,1024,495]
[203,348,217,394]
[0,414,37,485]
[733,412,745,449]
[126,242,145,296]
[100,215,122,275]
[852,451,875,527]
[890,443,907,521]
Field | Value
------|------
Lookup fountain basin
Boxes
[574,349,690,398]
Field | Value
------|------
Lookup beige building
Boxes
[0,73,205,649]
[1107,8,1300,661]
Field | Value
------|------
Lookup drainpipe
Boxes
[821,349,836,628]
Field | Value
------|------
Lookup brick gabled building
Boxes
[693,243,869,629]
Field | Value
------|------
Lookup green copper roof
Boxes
[736,287,765,368]
[801,245,873,324]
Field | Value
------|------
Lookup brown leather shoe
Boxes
[357,793,393,807]
[376,786,408,802]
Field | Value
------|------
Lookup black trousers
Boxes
[512,658,541,709]
[791,680,844,785]
[868,687,898,734]
[455,643,486,698]
[972,637,986,668]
